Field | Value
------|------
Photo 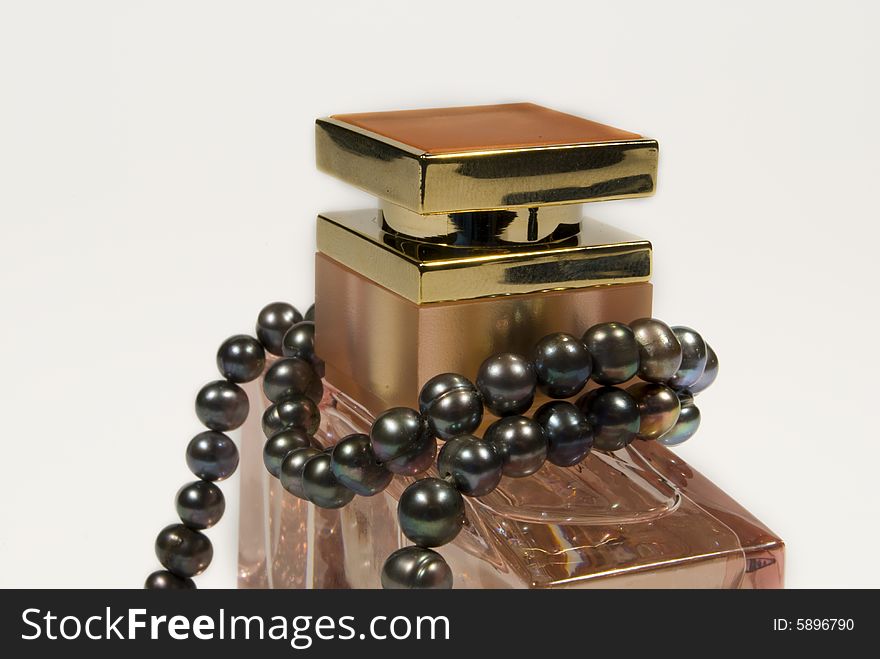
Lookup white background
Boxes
[1,0,878,588]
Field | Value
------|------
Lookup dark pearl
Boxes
[216,334,265,383]
[659,392,701,446]
[256,302,302,356]
[301,453,355,509]
[276,394,320,435]
[144,570,196,589]
[381,547,453,590]
[186,431,239,481]
[331,433,392,496]
[195,380,249,431]
[262,357,323,404]
[689,344,718,395]
[155,523,212,578]
[282,321,323,376]
[418,373,483,439]
[532,332,592,399]
[484,416,547,478]
[668,327,708,390]
[437,435,503,497]
[263,427,312,477]
[580,387,639,451]
[175,481,225,530]
[279,447,322,499]
[398,478,465,547]
[582,322,639,385]
[370,407,437,475]
[533,401,593,467]
[627,382,681,440]
[304,303,315,322]
[630,318,682,383]
[261,404,285,438]
[476,353,536,417]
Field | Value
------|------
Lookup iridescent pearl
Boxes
[279,447,322,499]
[668,327,708,390]
[630,318,682,383]
[263,427,312,478]
[484,415,547,478]
[262,357,323,404]
[418,374,483,440]
[144,570,196,589]
[216,334,266,383]
[256,302,302,356]
[627,382,681,440]
[476,353,537,417]
[437,435,503,497]
[194,380,249,431]
[370,407,437,476]
[579,386,639,451]
[282,321,323,376]
[689,344,718,395]
[185,431,239,482]
[154,524,212,578]
[659,392,701,446]
[275,394,320,435]
[330,433,393,496]
[533,401,593,467]
[582,322,639,385]
[175,481,225,530]
[532,332,592,399]
[300,453,355,509]
[398,478,465,547]
[381,547,452,590]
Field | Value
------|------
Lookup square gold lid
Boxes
[316,103,658,215]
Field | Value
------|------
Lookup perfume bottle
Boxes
[237,103,784,589]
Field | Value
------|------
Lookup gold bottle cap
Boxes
[316,103,658,215]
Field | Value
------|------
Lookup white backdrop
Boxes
[1,0,877,588]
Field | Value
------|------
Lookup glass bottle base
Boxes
[238,379,784,589]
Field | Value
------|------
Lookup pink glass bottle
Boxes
[237,104,784,589]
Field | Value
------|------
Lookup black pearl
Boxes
[263,427,312,478]
[279,447,322,499]
[370,407,437,476]
[582,322,639,385]
[144,570,196,589]
[398,478,465,547]
[659,392,701,446]
[381,547,453,590]
[186,431,239,481]
[155,523,213,578]
[579,386,640,451]
[195,380,249,431]
[276,394,320,435]
[175,481,225,530]
[216,334,265,383]
[476,353,536,417]
[484,416,547,478]
[331,433,392,496]
[261,404,285,438]
[533,401,593,467]
[689,344,718,394]
[437,435,503,497]
[668,326,708,390]
[282,321,323,376]
[262,357,323,404]
[304,303,315,322]
[300,453,355,509]
[630,318,682,383]
[627,382,681,440]
[418,373,483,440]
[532,332,592,399]
[256,302,302,356]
